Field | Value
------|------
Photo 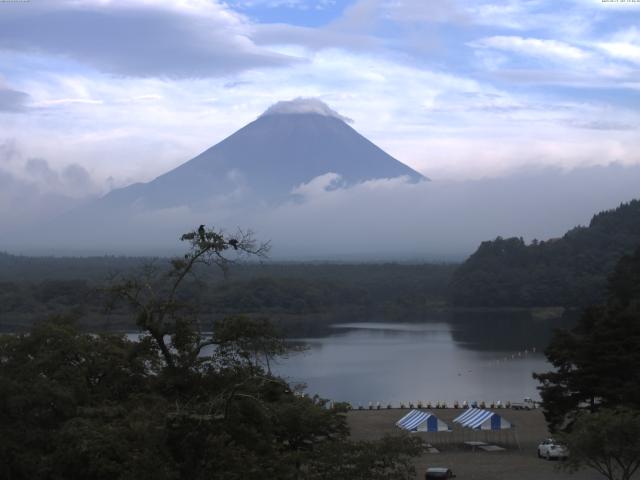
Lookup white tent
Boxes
[396,410,451,432]
[452,408,512,430]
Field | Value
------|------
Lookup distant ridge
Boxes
[450,199,640,308]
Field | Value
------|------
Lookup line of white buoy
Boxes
[341,399,539,410]
[487,347,538,367]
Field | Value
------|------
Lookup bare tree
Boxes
[107,225,270,368]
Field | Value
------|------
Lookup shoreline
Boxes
[0,305,571,335]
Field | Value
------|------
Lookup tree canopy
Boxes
[0,226,421,479]
[0,254,455,334]
[561,407,640,480]
[534,246,640,431]
[450,199,640,307]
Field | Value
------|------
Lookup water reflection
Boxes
[447,310,574,352]
[273,319,560,405]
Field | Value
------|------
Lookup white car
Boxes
[537,438,569,460]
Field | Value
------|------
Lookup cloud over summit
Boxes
[261,97,353,123]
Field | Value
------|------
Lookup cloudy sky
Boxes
[1,0,639,203]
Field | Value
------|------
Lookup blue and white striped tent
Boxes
[396,410,451,432]
[453,408,512,430]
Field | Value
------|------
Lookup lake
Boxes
[271,313,568,406]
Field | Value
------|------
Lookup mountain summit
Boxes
[102,98,426,209]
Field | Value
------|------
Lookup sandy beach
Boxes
[347,408,611,480]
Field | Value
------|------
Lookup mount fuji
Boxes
[11,98,427,254]
[101,98,426,210]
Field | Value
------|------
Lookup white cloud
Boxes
[261,97,353,122]
[466,27,640,89]
[596,27,640,65]
[0,0,296,78]
[3,46,640,193]
[291,172,344,198]
[57,0,246,22]
[466,1,534,29]
[17,163,640,258]
[1,0,640,205]
[233,0,336,9]
[240,163,640,258]
[32,98,104,107]
[337,0,596,36]
[380,0,469,24]
[0,85,30,112]
[252,22,381,52]
[470,36,589,61]
[0,142,100,233]
[598,42,640,64]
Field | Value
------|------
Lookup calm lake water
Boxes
[125,312,569,406]
[271,315,566,406]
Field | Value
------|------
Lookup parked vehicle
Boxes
[537,438,569,460]
[425,467,456,479]
[511,397,537,410]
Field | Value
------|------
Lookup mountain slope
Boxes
[449,199,640,307]
[101,104,426,210]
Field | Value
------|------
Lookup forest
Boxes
[450,199,640,308]
[0,227,424,479]
[3,199,640,333]
[2,205,640,478]
[0,256,455,333]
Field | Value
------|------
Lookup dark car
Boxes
[425,467,456,479]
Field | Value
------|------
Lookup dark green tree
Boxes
[450,199,640,308]
[0,226,421,480]
[561,408,640,480]
[534,246,640,431]
[0,317,170,480]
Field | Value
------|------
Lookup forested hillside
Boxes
[450,199,640,307]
